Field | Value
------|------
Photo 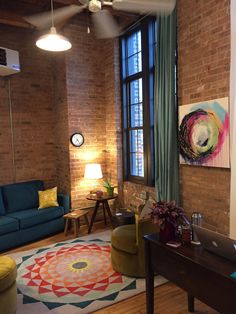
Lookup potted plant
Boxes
[103,174,116,196]
[151,201,189,243]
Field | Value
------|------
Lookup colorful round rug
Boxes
[14,234,168,314]
[17,240,125,304]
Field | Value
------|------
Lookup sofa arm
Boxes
[57,194,70,213]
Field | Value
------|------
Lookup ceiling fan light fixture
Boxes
[89,0,102,13]
[36,26,72,52]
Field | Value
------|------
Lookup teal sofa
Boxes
[0,180,70,252]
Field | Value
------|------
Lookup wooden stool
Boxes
[63,209,90,237]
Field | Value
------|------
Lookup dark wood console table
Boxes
[144,233,236,314]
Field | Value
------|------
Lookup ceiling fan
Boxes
[24,0,176,39]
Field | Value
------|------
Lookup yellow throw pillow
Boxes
[38,187,59,209]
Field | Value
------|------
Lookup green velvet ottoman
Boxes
[111,218,156,278]
[0,256,17,314]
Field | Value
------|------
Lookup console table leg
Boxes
[188,294,195,313]
[145,240,154,314]
[88,201,99,234]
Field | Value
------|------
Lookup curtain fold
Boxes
[154,9,180,203]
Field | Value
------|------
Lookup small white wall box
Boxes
[0,47,20,76]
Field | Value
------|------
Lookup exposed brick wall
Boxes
[178,0,230,234]
[0,79,12,183]
[63,15,113,209]
[0,25,57,188]
[103,39,121,192]
[53,54,71,195]
[0,17,135,212]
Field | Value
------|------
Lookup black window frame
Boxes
[120,17,156,186]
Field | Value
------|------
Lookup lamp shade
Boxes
[84,164,103,180]
[36,27,72,52]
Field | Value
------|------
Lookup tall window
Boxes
[121,18,156,186]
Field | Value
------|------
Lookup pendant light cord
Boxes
[51,0,54,27]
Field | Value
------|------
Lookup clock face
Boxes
[70,133,84,147]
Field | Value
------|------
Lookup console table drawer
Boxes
[150,244,192,285]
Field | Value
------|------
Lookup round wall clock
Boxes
[70,133,84,147]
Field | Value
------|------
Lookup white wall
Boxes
[230,0,236,239]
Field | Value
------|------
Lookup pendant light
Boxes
[36,0,72,52]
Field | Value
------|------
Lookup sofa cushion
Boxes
[7,206,64,229]
[0,188,5,215]
[38,187,59,209]
[2,180,44,213]
[0,216,19,236]
[111,224,137,254]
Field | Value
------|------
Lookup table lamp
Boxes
[84,163,103,194]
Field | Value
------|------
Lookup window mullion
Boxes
[124,72,142,84]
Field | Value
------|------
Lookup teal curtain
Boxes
[154,9,180,204]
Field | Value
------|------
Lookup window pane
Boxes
[149,20,157,69]
[127,52,142,76]
[130,79,142,104]
[123,84,128,128]
[130,153,144,177]
[121,39,126,79]
[129,129,144,176]
[130,79,143,127]
[130,130,143,153]
[127,31,141,57]
[131,103,143,127]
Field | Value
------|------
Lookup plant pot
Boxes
[106,186,114,196]
[159,221,176,243]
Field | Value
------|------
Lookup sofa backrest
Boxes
[0,188,5,215]
[2,180,44,213]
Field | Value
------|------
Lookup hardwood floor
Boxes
[4,222,218,314]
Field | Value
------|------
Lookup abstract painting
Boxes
[179,97,229,168]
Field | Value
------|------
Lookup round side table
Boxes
[86,193,118,233]
[112,210,135,228]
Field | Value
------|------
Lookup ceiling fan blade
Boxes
[92,10,121,39]
[24,4,86,29]
[112,0,176,15]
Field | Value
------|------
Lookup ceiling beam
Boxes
[0,10,31,28]
[0,0,78,28]
[0,1,138,29]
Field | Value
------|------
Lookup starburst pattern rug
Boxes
[12,231,167,314]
